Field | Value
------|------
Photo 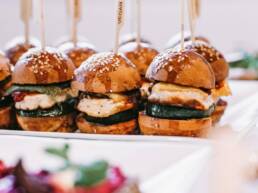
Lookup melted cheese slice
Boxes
[148,83,215,110]
[212,81,232,99]
[15,94,67,110]
[77,93,134,118]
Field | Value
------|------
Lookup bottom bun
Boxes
[211,102,227,125]
[76,114,137,135]
[138,111,212,137]
[115,179,141,193]
[16,114,75,132]
[0,106,13,129]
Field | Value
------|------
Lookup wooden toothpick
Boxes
[71,0,81,46]
[20,0,32,45]
[40,0,46,50]
[180,0,185,50]
[136,0,141,47]
[188,0,195,42]
[114,0,125,54]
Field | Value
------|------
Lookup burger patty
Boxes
[16,98,77,117]
[83,108,138,125]
[146,102,215,120]
[0,95,13,109]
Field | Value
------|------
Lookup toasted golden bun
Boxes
[116,179,141,193]
[16,114,75,132]
[73,52,141,94]
[211,100,227,125]
[76,114,137,135]
[183,41,229,83]
[146,49,215,89]
[119,42,159,76]
[58,42,97,68]
[0,51,11,81]
[13,47,75,84]
[166,31,210,49]
[119,33,151,46]
[138,111,211,137]
[5,37,40,65]
[0,107,13,129]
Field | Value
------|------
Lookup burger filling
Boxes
[6,81,78,117]
[77,91,140,125]
[141,82,217,120]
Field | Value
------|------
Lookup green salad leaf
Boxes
[45,144,70,163]
[5,85,66,96]
[75,160,109,187]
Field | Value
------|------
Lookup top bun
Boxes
[146,49,215,89]
[166,31,210,50]
[13,47,75,85]
[119,33,151,46]
[58,42,97,68]
[5,37,40,65]
[183,41,229,83]
[119,42,159,76]
[73,52,141,93]
[0,51,11,82]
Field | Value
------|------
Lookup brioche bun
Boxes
[119,42,159,76]
[58,42,97,68]
[138,111,211,137]
[211,100,227,125]
[76,114,137,134]
[183,41,229,83]
[16,113,75,132]
[146,49,215,89]
[73,52,141,94]
[120,33,151,46]
[0,51,11,81]
[13,47,75,85]
[5,37,40,65]
[166,31,210,49]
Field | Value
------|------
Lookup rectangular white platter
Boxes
[0,80,258,143]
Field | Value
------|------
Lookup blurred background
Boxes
[0,0,256,53]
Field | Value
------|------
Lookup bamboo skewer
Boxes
[114,0,125,54]
[40,0,46,50]
[20,0,32,46]
[136,0,141,47]
[180,0,185,50]
[71,0,81,46]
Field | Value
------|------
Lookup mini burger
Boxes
[166,31,209,50]
[5,37,40,66]
[182,41,231,124]
[72,52,142,134]
[0,52,13,129]
[6,47,77,132]
[139,49,216,137]
[58,41,97,68]
[119,42,159,78]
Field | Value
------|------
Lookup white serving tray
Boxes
[0,80,257,143]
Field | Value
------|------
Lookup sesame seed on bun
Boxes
[119,42,159,76]
[146,49,215,89]
[0,51,11,82]
[73,52,141,94]
[58,41,97,68]
[13,47,75,85]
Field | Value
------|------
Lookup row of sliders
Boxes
[0,0,231,137]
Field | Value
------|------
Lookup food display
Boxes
[0,144,141,193]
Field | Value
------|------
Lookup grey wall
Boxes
[0,0,256,53]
